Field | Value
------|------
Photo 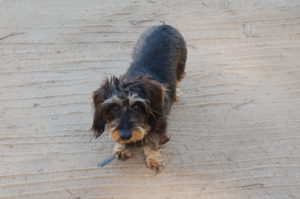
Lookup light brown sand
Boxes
[1,0,300,198]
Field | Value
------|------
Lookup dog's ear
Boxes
[91,112,105,138]
[138,77,166,130]
[144,80,166,115]
[91,77,118,138]
[91,88,106,138]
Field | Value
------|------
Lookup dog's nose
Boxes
[120,135,131,140]
[120,130,131,140]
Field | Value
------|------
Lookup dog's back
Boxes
[126,25,187,101]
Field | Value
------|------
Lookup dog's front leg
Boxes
[113,143,131,160]
[143,145,163,171]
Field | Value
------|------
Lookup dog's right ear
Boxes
[91,88,106,138]
[91,77,117,138]
[91,76,122,138]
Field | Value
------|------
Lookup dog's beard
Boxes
[130,126,149,143]
[106,123,149,144]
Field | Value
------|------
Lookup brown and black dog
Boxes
[91,25,187,170]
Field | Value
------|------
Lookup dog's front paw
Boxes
[146,156,164,171]
[144,146,164,171]
[113,143,131,160]
[114,150,132,160]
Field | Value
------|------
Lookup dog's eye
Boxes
[132,103,143,111]
[107,105,119,114]
[110,106,119,112]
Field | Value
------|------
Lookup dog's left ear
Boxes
[140,77,166,129]
[144,80,166,114]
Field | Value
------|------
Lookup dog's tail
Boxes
[159,20,166,25]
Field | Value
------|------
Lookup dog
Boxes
[91,25,187,170]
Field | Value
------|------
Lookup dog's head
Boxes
[91,75,166,144]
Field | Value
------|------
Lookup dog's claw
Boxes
[146,157,164,171]
[114,151,131,160]
[113,143,131,160]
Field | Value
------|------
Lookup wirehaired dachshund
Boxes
[91,25,187,171]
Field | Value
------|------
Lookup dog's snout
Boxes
[120,130,131,140]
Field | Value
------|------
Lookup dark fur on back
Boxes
[126,25,187,107]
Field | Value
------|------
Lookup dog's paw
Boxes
[113,143,131,160]
[144,146,164,171]
[146,156,164,171]
[114,150,132,160]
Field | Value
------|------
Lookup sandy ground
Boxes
[1,0,300,198]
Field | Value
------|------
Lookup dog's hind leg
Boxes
[175,86,182,101]
[175,42,187,82]
[175,41,187,101]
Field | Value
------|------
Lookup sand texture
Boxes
[1,0,300,198]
